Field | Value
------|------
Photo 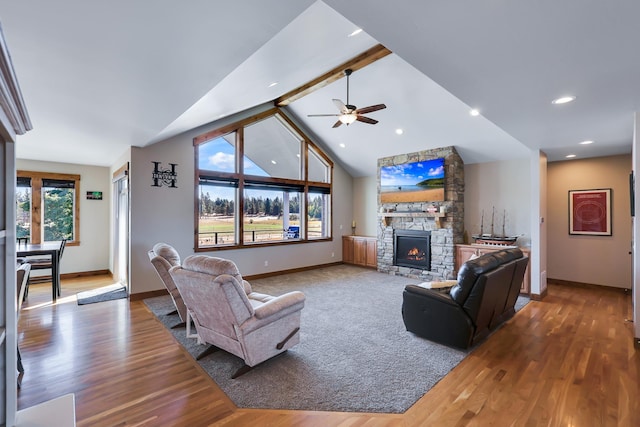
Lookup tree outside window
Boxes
[42,181,75,241]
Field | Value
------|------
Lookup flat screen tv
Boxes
[380,158,445,203]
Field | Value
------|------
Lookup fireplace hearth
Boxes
[394,230,431,270]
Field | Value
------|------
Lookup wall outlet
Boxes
[339,224,343,230]
[264,261,268,267]
[331,252,335,258]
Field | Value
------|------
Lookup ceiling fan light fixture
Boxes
[552,95,576,105]
[308,68,386,128]
[339,113,357,125]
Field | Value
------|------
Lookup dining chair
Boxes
[25,239,66,297]
[16,262,31,387]
[16,237,28,265]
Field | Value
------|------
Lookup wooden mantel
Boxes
[379,212,446,228]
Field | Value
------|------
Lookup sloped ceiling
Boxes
[2,1,638,176]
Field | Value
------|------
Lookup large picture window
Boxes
[195,109,332,249]
[16,171,81,245]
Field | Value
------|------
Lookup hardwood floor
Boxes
[17,275,639,426]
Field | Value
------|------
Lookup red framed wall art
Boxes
[569,188,612,236]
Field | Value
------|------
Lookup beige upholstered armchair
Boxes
[148,243,188,328]
[170,255,305,378]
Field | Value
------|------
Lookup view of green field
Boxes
[198,215,322,245]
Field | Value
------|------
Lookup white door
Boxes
[113,172,129,287]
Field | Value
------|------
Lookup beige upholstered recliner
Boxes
[148,243,188,327]
[170,255,305,378]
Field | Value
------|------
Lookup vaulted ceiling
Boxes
[3,1,638,177]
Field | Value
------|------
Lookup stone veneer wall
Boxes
[377,146,464,280]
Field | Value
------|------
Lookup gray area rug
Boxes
[77,284,127,305]
[144,264,529,413]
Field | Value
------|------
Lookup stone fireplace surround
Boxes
[377,146,464,280]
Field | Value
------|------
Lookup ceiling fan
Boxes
[307,68,386,128]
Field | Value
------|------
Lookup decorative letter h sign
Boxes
[151,161,178,188]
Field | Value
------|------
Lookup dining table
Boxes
[17,241,63,302]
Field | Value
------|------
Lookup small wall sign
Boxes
[86,191,103,200]
[151,161,178,188]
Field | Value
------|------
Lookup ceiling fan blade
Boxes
[332,99,348,113]
[332,120,343,128]
[307,113,340,117]
[355,104,386,114]
[356,115,378,125]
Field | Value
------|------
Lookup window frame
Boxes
[194,108,333,251]
[16,170,81,246]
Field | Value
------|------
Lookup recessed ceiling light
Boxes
[395,129,404,135]
[271,160,277,164]
[469,109,480,117]
[268,82,278,88]
[552,95,576,105]
[566,154,577,158]
[348,28,363,37]
[339,143,346,148]
[579,140,594,145]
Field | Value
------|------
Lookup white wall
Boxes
[632,113,639,341]
[16,159,111,275]
[463,158,532,246]
[529,150,548,297]
[129,110,354,295]
[353,176,377,237]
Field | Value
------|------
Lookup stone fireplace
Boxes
[377,146,464,280]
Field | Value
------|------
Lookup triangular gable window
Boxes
[194,108,332,249]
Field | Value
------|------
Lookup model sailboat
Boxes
[471,207,518,245]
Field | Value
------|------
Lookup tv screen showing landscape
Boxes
[380,158,445,203]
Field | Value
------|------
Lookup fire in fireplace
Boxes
[406,247,426,261]
[394,229,431,269]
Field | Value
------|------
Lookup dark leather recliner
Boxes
[402,248,528,349]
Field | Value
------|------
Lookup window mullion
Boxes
[237,127,244,245]
[32,177,42,244]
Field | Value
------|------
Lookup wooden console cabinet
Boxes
[455,244,530,294]
[343,236,377,268]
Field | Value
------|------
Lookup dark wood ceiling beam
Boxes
[274,44,391,107]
